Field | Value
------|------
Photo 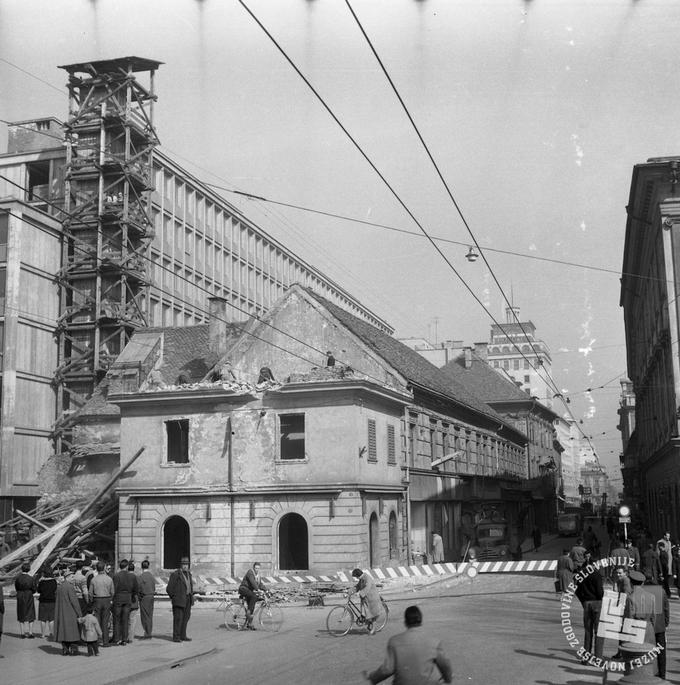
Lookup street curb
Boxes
[103,646,219,685]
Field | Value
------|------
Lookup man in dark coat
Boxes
[138,559,156,639]
[643,572,670,679]
[166,556,194,642]
[54,572,82,655]
[15,562,36,638]
[364,605,452,684]
[0,580,4,650]
[112,559,138,645]
[574,551,604,659]
[641,543,663,585]
[238,561,267,630]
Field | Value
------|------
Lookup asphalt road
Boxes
[129,573,680,685]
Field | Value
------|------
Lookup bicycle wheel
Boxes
[224,602,248,630]
[374,597,389,632]
[258,603,283,632]
[326,605,353,636]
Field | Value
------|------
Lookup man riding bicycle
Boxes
[351,568,381,635]
[239,562,268,630]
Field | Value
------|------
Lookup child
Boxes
[78,607,102,656]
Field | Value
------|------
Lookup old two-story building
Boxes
[71,285,528,576]
[440,345,561,535]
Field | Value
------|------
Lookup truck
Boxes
[557,509,583,537]
[470,519,511,560]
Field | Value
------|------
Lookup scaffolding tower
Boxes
[55,57,162,421]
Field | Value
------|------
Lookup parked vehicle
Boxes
[471,519,511,560]
[557,511,582,537]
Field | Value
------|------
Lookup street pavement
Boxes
[4,564,680,685]
[2,528,657,685]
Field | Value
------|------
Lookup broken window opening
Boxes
[166,418,189,464]
[279,413,305,461]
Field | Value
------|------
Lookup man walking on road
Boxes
[574,551,604,659]
[363,605,452,684]
[643,571,669,680]
[657,533,673,598]
[166,556,195,642]
[138,559,155,639]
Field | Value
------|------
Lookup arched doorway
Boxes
[278,513,308,570]
[369,512,379,567]
[388,511,398,560]
[163,515,190,569]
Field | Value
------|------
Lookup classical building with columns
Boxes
[620,156,680,537]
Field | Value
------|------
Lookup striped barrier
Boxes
[154,558,557,591]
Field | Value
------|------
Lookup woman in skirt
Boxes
[14,562,36,638]
[37,567,58,638]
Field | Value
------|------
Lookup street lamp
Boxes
[619,504,631,541]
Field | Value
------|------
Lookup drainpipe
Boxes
[404,406,411,564]
[228,415,235,577]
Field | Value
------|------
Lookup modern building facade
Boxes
[0,202,61,521]
[620,156,680,538]
[0,56,391,521]
[487,305,553,408]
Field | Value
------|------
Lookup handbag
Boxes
[554,579,561,593]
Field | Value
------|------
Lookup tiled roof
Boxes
[303,288,517,430]
[440,352,558,422]
[71,377,120,418]
[440,352,532,403]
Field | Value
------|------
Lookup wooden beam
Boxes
[79,446,145,521]
[29,525,72,576]
[15,509,49,531]
[0,509,80,570]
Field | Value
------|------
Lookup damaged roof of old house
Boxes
[116,322,246,386]
[303,288,525,437]
[440,351,559,419]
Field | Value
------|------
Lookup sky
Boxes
[2,0,679,480]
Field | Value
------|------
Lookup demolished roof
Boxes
[302,288,526,439]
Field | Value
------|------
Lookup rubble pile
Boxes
[0,446,145,581]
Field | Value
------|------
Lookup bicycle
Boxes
[326,592,389,636]
[218,591,284,632]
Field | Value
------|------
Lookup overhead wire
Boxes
[342,0,610,466]
[2,175,517,425]
[0,51,627,462]
[237,0,608,466]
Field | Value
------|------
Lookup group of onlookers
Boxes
[554,528,676,680]
[0,557,157,657]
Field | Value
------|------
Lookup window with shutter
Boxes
[367,419,377,462]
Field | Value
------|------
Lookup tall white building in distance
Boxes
[487,305,553,408]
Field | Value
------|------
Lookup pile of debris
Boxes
[0,446,144,582]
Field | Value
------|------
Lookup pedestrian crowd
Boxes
[0,555,159,657]
[557,522,677,681]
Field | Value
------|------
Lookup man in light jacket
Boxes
[364,605,452,684]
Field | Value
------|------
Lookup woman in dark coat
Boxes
[15,562,36,638]
[37,567,58,638]
[0,581,5,649]
[54,572,82,655]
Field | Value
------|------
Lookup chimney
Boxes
[208,296,228,356]
[464,347,473,369]
[7,118,64,153]
[474,342,488,362]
